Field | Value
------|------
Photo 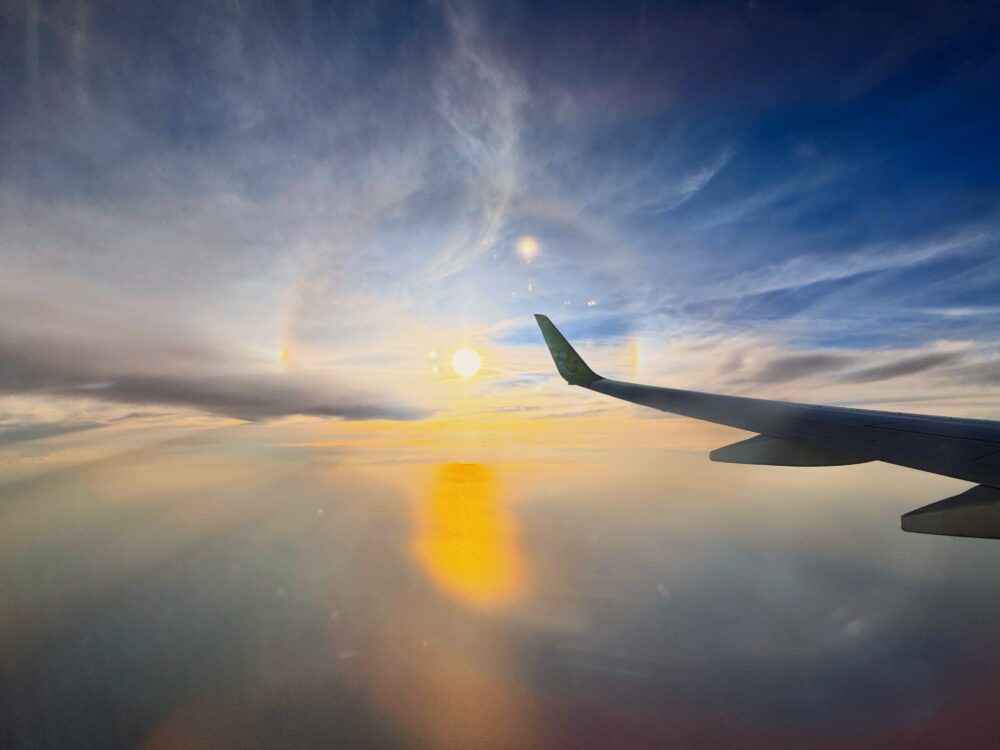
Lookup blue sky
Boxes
[2,0,1000,433]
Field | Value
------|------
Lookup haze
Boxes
[3,1,1000,748]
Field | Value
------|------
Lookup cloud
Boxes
[55,375,412,422]
[947,361,1000,388]
[749,353,855,384]
[417,3,527,284]
[711,230,997,301]
[736,349,969,386]
[645,147,735,215]
[0,420,101,446]
[0,277,417,422]
[843,351,966,383]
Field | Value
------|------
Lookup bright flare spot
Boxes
[516,236,539,263]
[451,347,482,378]
[413,463,523,608]
[587,299,597,307]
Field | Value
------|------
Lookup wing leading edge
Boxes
[534,314,1000,540]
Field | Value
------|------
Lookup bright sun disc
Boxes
[451,348,482,378]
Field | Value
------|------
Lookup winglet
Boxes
[534,314,602,387]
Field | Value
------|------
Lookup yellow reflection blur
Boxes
[413,463,523,608]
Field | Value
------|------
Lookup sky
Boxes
[4,1,1000,748]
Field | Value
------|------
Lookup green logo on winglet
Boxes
[534,314,602,387]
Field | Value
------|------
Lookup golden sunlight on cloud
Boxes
[412,463,523,608]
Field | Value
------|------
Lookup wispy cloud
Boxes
[843,351,966,383]
[645,147,735,214]
[0,420,101,446]
[710,230,997,301]
[419,4,527,283]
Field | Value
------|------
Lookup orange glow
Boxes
[412,463,523,607]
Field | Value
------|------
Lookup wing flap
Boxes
[709,434,870,467]
[902,484,1000,539]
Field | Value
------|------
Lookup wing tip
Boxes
[533,313,601,387]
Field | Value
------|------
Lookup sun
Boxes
[451,347,482,378]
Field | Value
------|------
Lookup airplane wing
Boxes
[534,314,1000,540]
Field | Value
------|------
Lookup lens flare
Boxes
[516,236,539,263]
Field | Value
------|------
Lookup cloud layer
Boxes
[0,276,414,422]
